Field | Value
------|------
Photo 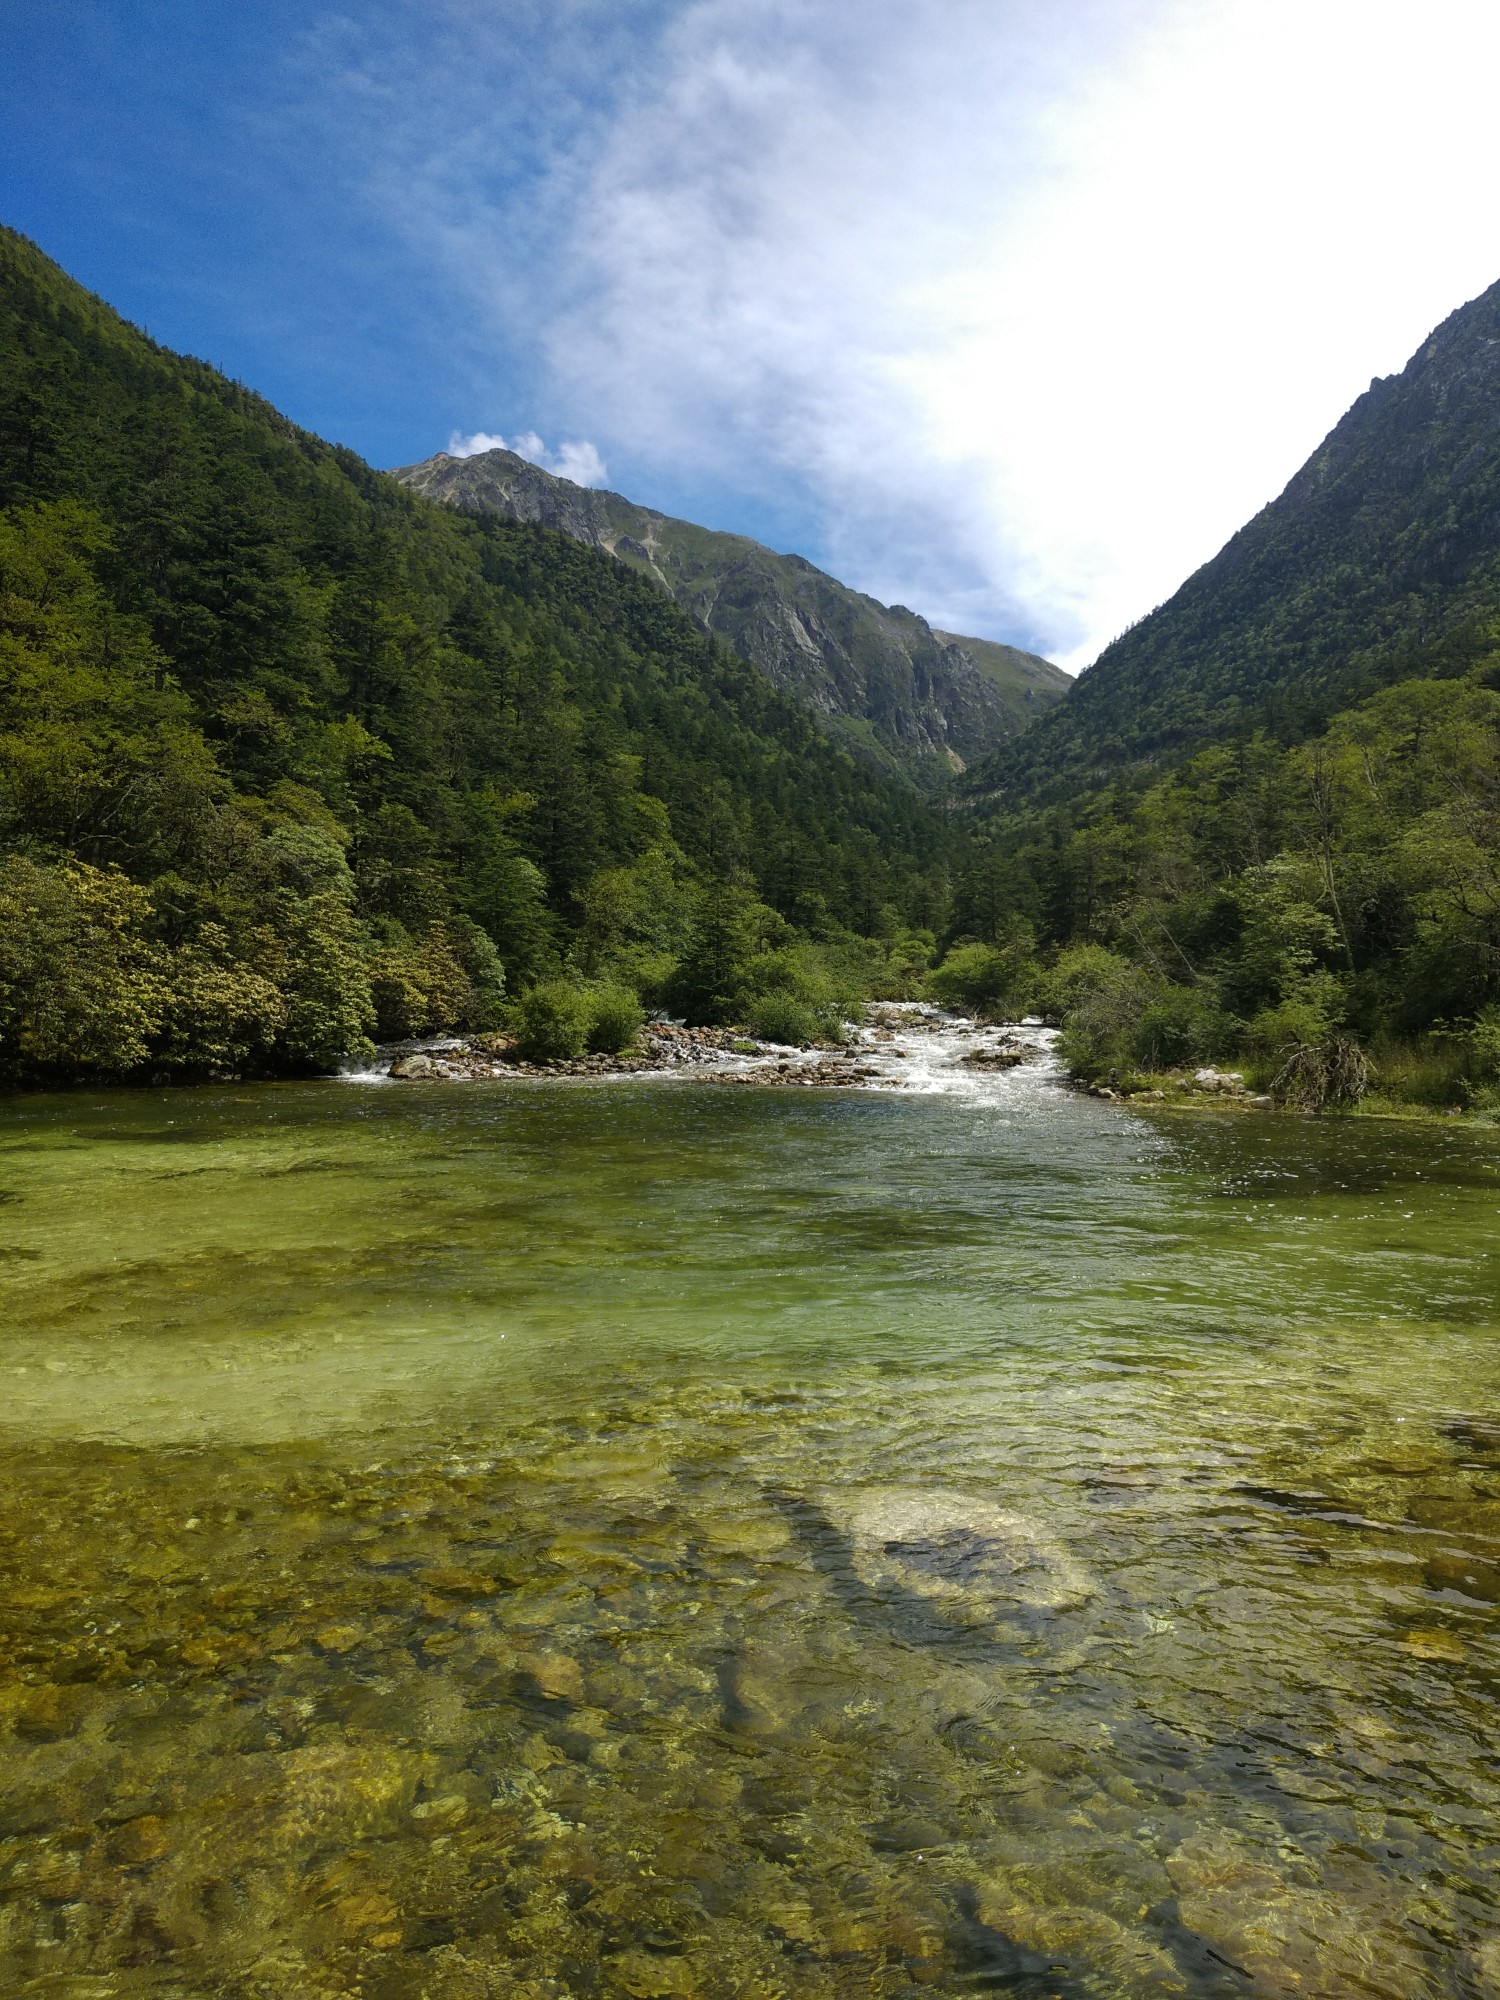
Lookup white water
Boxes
[847,1003,1063,1100]
[335,1007,1064,1098]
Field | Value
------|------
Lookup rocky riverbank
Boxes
[384,1023,754,1083]
[1082,1065,1275,1110]
[361,1008,1055,1093]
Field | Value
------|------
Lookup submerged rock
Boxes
[960,1043,1031,1070]
[825,1487,1096,1618]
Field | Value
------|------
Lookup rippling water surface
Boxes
[2,1046,1498,1998]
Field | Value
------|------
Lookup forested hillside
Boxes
[972,274,1500,803]
[395,446,1068,784]
[939,280,1500,1112]
[0,228,951,1085]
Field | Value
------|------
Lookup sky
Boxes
[5,2,1500,670]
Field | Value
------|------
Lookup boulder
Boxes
[961,1045,1028,1069]
[825,1487,1095,1618]
[1192,1067,1246,1093]
[388,1053,435,1078]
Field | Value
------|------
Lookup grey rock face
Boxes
[391,449,1068,784]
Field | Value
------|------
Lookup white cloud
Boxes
[538,0,1500,668]
[342,0,1500,668]
[446,430,509,458]
[446,428,609,487]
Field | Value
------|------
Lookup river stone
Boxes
[827,1487,1095,1616]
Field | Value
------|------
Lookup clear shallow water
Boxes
[1,1056,1498,1998]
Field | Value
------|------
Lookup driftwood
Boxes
[1270,1034,1372,1112]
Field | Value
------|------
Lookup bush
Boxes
[586,983,643,1054]
[667,883,769,1025]
[1042,944,1235,1083]
[0,856,167,1079]
[1052,956,1156,1081]
[1035,945,1134,1023]
[1127,984,1233,1071]
[270,893,378,1071]
[742,938,862,1044]
[748,992,824,1046]
[1244,971,1346,1061]
[866,926,934,1000]
[513,981,591,1061]
[448,916,507,1028]
[926,929,1039,1019]
[366,919,506,1040]
[154,930,286,1075]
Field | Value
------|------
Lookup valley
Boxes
[2,220,1500,2000]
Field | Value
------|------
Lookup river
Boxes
[1,1023,1497,1997]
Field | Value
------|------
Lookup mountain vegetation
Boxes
[970,275,1500,804]
[395,447,1068,784]
[945,278,1500,1114]
[0,227,951,1087]
[7,218,1500,1117]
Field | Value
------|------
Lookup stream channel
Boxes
[0,1016,1498,1997]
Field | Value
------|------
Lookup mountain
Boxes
[940,271,1500,1102]
[392,447,1068,784]
[970,274,1500,804]
[0,226,952,1084]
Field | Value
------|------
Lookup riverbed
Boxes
[1,1028,1497,1997]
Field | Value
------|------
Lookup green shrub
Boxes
[0,856,167,1079]
[1053,956,1156,1082]
[667,883,770,1025]
[1126,985,1233,1071]
[154,930,286,1075]
[271,890,378,1071]
[926,928,1039,1019]
[744,939,864,1041]
[513,981,591,1061]
[366,918,506,1041]
[1362,1033,1470,1110]
[1244,971,1346,1061]
[447,917,507,1028]
[748,992,823,1046]
[586,983,643,1054]
[866,927,934,1000]
[1035,945,1134,1023]
[1043,943,1235,1083]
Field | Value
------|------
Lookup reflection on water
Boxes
[1,1065,1498,1997]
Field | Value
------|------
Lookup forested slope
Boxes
[0,228,950,1085]
[936,279,1500,1110]
[971,274,1500,803]
[395,446,1068,783]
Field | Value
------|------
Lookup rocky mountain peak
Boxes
[392,449,1067,785]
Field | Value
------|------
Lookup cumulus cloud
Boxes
[446,431,509,459]
[330,0,1500,668]
[446,428,609,487]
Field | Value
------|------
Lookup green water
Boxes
[1,1071,1499,1999]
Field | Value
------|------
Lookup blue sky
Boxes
[6,1,1500,667]
[0,4,604,476]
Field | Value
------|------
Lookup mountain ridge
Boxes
[964,272,1500,805]
[393,446,1067,785]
